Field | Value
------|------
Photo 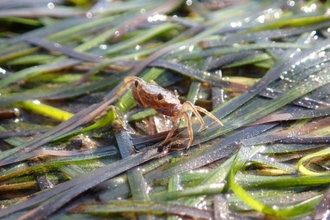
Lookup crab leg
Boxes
[161,116,181,146]
[182,111,194,148]
[194,106,223,128]
[116,77,137,97]
[181,101,205,131]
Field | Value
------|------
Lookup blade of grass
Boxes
[15,101,73,122]
[297,147,330,176]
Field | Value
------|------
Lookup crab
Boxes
[117,76,223,149]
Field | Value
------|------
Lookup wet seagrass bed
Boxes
[1,0,330,219]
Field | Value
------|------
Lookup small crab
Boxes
[117,76,223,149]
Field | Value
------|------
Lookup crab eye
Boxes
[134,80,139,87]
[157,93,163,100]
